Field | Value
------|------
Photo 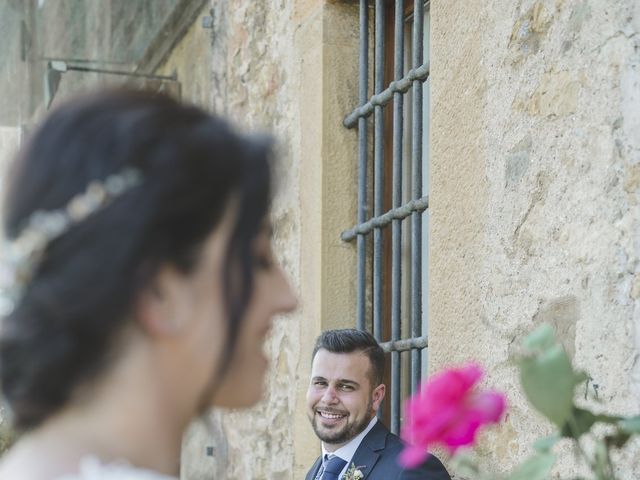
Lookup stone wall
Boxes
[429,0,639,476]
[0,127,20,453]
[170,1,305,478]
[0,128,20,170]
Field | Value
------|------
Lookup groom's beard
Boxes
[310,400,373,446]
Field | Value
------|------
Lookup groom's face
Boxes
[306,349,385,449]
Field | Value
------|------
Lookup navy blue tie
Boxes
[319,455,347,480]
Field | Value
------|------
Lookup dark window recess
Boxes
[341,0,430,435]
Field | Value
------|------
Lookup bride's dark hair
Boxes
[0,89,272,430]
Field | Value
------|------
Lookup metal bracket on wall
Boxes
[202,9,213,28]
[202,10,214,29]
[44,60,180,108]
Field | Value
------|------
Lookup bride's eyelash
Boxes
[254,254,274,270]
[253,229,275,270]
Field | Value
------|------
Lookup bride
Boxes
[0,89,297,479]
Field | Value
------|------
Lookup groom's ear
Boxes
[371,383,386,410]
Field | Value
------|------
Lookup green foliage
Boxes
[519,342,577,427]
[508,452,556,480]
[532,434,560,452]
[561,407,621,438]
[514,324,638,480]
[522,323,556,351]
[618,415,640,434]
[451,324,639,480]
[604,415,640,449]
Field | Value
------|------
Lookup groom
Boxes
[305,329,450,480]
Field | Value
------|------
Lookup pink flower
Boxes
[399,363,506,468]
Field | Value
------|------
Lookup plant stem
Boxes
[603,441,617,480]
[566,415,599,477]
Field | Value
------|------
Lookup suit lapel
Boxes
[348,421,388,480]
[305,456,322,480]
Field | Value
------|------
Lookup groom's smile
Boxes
[317,409,347,420]
[315,408,348,427]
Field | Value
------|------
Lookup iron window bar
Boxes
[342,62,430,129]
[390,0,405,437]
[373,0,385,345]
[342,0,428,435]
[356,0,369,333]
[410,0,425,399]
[380,335,428,353]
[340,196,429,241]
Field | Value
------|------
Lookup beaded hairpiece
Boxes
[0,167,142,315]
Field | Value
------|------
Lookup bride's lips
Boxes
[256,321,273,368]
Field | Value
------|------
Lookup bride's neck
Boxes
[3,344,193,478]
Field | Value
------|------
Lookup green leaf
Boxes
[595,413,623,424]
[507,452,556,480]
[519,343,576,427]
[593,440,612,479]
[605,432,631,449]
[523,324,556,351]
[451,451,503,480]
[532,434,560,452]
[451,451,480,476]
[560,407,622,438]
[618,415,640,434]
[573,370,589,386]
[561,407,596,438]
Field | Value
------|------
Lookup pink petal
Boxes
[440,418,482,450]
[457,363,484,386]
[415,405,459,439]
[400,363,506,454]
[439,394,506,450]
[472,392,507,423]
[399,444,430,469]
[422,364,483,408]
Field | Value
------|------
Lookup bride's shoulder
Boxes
[55,457,177,480]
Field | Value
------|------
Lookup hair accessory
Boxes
[0,167,142,315]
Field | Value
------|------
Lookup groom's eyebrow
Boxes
[310,376,360,387]
[338,379,359,387]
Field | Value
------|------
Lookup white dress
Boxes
[55,457,178,480]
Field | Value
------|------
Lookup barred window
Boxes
[341,0,430,434]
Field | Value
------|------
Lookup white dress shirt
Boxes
[321,416,378,479]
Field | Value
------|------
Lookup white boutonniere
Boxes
[342,463,364,480]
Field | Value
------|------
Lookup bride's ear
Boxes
[135,265,188,337]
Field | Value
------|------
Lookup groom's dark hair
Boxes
[312,329,385,387]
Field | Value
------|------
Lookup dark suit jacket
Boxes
[304,421,450,480]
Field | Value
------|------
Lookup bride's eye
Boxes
[253,225,275,270]
[254,254,274,270]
